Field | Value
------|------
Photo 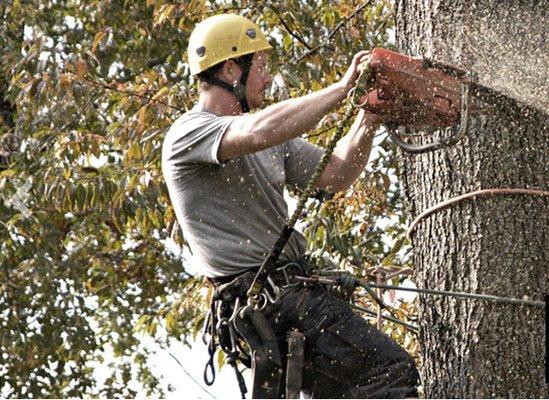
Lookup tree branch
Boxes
[370,12,394,46]
[270,6,312,50]
[158,341,216,399]
[295,1,373,63]
[85,77,185,112]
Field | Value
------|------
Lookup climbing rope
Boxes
[319,272,545,308]
[296,268,545,335]
[369,283,545,308]
[407,188,549,239]
[246,62,374,303]
[288,61,374,229]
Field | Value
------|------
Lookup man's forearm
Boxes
[318,111,377,192]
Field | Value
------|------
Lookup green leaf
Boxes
[389,236,406,256]
[0,169,16,178]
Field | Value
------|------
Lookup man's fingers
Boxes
[342,50,373,91]
[359,53,371,63]
[353,50,370,65]
[354,50,370,57]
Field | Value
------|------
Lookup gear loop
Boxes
[203,341,216,385]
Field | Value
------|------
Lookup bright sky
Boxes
[142,337,250,399]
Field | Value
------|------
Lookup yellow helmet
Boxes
[188,14,272,76]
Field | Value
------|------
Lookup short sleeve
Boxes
[164,111,237,165]
[284,138,324,190]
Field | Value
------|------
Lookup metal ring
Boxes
[257,293,268,312]
[346,86,370,108]
[277,262,304,289]
[201,310,212,345]
[347,87,357,106]
[265,276,282,303]
[228,297,241,323]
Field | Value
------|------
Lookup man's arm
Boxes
[218,51,369,161]
[317,109,380,192]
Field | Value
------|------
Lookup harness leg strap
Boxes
[234,307,283,398]
[286,330,305,399]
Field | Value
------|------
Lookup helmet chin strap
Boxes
[202,56,253,113]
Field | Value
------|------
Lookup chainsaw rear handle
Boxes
[386,82,471,154]
[421,58,469,79]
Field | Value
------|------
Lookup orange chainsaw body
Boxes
[364,48,470,129]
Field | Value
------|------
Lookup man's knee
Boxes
[388,347,420,388]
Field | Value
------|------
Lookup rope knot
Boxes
[337,272,357,290]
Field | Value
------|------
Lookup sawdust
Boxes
[435,2,548,114]
[464,6,547,113]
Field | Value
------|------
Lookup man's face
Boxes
[245,52,272,109]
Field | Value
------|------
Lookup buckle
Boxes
[273,262,304,289]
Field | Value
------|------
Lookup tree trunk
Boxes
[395,1,548,397]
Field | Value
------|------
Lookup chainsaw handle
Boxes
[422,58,468,79]
[387,82,471,154]
[347,87,369,108]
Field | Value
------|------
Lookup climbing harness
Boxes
[203,260,312,398]
[202,272,255,398]
[233,300,284,398]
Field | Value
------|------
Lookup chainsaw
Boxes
[355,48,508,153]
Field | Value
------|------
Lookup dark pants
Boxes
[262,283,419,398]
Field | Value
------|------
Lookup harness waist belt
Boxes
[209,258,311,302]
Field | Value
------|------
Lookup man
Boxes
[162,14,419,398]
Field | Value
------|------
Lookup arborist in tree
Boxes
[162,14,419,399]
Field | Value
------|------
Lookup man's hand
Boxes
[339,50,371,93]
[356,108,381,132]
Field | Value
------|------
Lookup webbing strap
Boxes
[202,56,252,113]
[238,58,252,113]
[286,330,305,399]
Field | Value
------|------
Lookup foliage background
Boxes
[0,0,417,397]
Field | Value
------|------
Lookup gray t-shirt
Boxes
[162,108,324,278]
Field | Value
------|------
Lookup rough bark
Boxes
[395,0,548,397]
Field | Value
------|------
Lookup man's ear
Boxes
[220,59,241,82]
